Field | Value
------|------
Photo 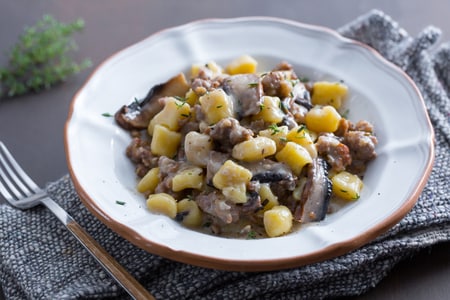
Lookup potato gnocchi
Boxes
[115,55,378,239]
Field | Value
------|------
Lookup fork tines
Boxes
[0,142,43,204]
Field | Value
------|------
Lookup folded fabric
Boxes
[1,9,449,299]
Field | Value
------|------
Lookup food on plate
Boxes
[115,55,378,238]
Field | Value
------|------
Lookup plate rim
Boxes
[64,16,435,271]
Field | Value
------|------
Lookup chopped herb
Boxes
[279,100,288,113]
[216,105,223,108]
[102,112,113,117]
[181,113,191,118]
[353,194,360,200]
[279,137,289,143]
[296,124,307,133]
[175,101,186,109]
[341,109,350,119]
[259,103,265,111]
[268,124,281,135]
[260,72,268,77]
[248,82,259,88]
[115,200,126,205]
[340,189,348,193]
[174,95,186,102]
[247,230,257,239]
[290,79,300,87]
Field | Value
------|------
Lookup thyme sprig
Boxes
[0,15,91,99]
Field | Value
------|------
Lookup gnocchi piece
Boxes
[263,205,293,237]
[222,184,247,204]
[146,193,177,218]
[184,88,199,106]
[286,126,318,158]
[258,125,289,151]
[172,167,204,192]
[137,167,160,193]
[212,160,252,190]
[275,142,312,175]
[184,131,213,167]
[151,124,181,157]
[232,136,277,162]
[199,89,234,124]
[252,96,284,124]
[312,81,348,109]
[259,184,279,212]
[331,171,363,201]
[305,105,341,133]
[176,198,203,227]
[190,61,222,79]
[225,54,258,75]
[147,97,191,136]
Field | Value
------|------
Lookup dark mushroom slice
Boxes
[245,159,295,184]
[291,81,312,110]
[240,189,262,215]
[294,157,332,223]
[222,74,263,119]
[115,73,190,130]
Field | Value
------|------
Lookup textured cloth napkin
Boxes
[1,10,449,299]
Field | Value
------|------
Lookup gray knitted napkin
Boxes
[1,9,449,299]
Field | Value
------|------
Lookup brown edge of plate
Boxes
[64,16,435,272]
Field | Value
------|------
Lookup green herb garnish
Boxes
[0,15,91,99]
[299,76,310,83]
[247,230,257,239]
[174,96,187,108]
[259,103,265,111]
[268,124,281,135]
[296,124,307,133]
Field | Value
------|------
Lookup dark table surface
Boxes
[1,1,449,299]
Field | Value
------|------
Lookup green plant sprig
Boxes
[0,14,92,99]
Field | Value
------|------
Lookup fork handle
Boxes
[40,197,155,300]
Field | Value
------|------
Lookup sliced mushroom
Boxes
[294,157,332,223]
[292,82,312,110]
[246,159,295,184]
[115,73,190,130]
[222,74,263,118]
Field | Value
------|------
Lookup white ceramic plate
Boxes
[65,17,434,271]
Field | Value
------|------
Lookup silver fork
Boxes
[0,142,155,300]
